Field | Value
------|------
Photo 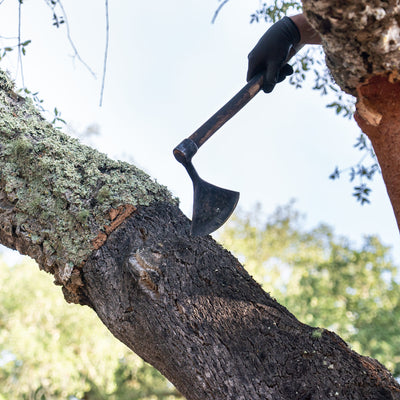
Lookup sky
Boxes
[0,0,399,263]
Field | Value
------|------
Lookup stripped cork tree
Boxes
[1,2,400,399]
[302,0,400,230]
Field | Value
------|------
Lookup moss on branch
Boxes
[0,70,175,295]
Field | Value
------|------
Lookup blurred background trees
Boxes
[0,256,183,400]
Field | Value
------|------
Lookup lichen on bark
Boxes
[0,70,175,300]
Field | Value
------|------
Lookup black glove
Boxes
[247,16,300,93]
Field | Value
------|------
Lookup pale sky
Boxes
[0,0,399,263]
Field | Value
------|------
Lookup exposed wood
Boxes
[355,75,400,231]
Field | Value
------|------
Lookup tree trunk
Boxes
[302,0,400,231]
[1,5,400,398]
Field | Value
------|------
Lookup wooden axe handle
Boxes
[186,44,303,149]
[189,72,264,148]
[173,73,264,165]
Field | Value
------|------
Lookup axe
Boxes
[173,72,264,236]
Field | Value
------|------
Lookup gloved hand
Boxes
[247,16,300,93]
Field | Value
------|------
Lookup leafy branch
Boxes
[250,0,302,23]
[329,134,380,205]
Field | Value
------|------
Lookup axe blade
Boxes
[190,174,239,237]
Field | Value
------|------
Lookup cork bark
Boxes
[82,202,400,400]
[302,0,400,95]
[355,75,400,230]
[302,0,400,232]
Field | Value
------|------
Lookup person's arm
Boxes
[290,14,321,45]
[247,13,321,93]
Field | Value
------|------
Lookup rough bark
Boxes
[302,0,400,96]
[302,0,400,231]
[0,70,173,302]
[81,201,400,400]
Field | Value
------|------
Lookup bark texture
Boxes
[302,0,400,95]
[355,75,400,230]
[1,71,399,398]
[82,202,400,400]
[0,70,174,302]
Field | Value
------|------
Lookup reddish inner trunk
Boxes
[354,74,400,232]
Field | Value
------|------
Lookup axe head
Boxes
[191,173,239,236]
[174,139,239,236]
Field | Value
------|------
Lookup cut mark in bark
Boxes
[128,248,162,299]
[355,73,400,136]
[92,204,137,250]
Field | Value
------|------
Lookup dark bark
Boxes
[80,201,400,400]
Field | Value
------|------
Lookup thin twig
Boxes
[99,0,109,107]
[17,0,25,88]
[211,0,230,24]
[0,35,19,40]
[58,0,96,78]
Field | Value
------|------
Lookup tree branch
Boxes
[17,0,25,88]
[57,0,96,78]
[99,0,109,107]
[211,0,230,24]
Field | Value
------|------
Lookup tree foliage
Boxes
[218,203,400,378]
[0,254,183,400]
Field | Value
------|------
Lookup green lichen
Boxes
[311,328,324,340]
[76,210,90,224]
[96,185,112,204]
[0,70,14,92]
[0,73,176,276]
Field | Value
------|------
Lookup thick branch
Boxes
[0,70,173,302]
[301,1,400,232]
[82,202,400,400]
[354,75,400,231]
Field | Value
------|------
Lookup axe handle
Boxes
[173,73,263,165]
[189,72,264,148]
[186,45,302,150]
